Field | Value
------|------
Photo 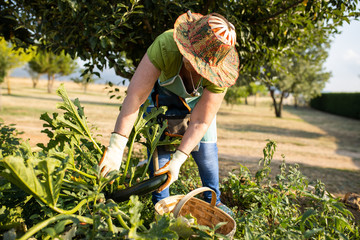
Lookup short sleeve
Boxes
[147,35,166,71]
[202,79,227,93]
[146,30,182,80]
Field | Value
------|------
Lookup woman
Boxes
[99,11,239,214]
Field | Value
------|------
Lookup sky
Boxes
[11,19,360,93]
[323,20,360,92]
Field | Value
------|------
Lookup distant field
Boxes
[1,77,360,197]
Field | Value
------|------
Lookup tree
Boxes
[0,0,358,83]
[25,65,41,88]
[0,38,34,94]
[28,51,78,93]
[261,32,331,117]
[0,0,143,80]
[71,71,99,93]
[287,54,332,108]
[248,82,268,106]
[224,86,248,108]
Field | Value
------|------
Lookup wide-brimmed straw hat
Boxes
[174,11,240,87]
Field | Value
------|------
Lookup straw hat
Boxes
[174,11,240,87]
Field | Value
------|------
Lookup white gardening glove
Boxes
[154,150,188,192]
[99,133,128,177]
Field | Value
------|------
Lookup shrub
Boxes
[220,140,359,239]
[310,93,360,119]
[0,120,23,157]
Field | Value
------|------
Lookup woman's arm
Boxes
[113,53,161,136]
[99,53,160,177]
[154,88,225,191]
[178,88,225,154]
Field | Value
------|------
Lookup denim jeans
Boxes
[149,142,221,205]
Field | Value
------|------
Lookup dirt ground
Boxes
[217,103,360,197]
[1,77,360,199]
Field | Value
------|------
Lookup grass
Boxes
[2,105,50,117]
[1,77,360,198]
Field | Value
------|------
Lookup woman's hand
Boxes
[154,150,189,192]
[99,133,128,177]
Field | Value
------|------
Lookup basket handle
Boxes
[173,187,217,217]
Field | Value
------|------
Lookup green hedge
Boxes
[310,93,360,119]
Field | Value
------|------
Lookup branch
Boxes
[201,0,215,15]
[143,18,152,34]
[250,0,304,24]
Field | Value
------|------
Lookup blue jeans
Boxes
[149,142,221,205]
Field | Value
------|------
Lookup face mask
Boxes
[158,62,203,99]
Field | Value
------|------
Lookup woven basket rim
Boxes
[154,191,236,238]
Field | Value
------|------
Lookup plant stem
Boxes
[68,167,97,179]
[140,148,154,181]
[113,206,130,230]
[100,209,115,234]
[18,214,93,240]
[52,198,89,214]
[120,132,137,184]
[89,135,103,155]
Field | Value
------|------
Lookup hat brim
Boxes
[174,13,239,88]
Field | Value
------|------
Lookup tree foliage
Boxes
[0,0,143,79]
[71,70,99,93]
[0,0,358,81]
[0,38,34,94]
[224,85,248,107]
[28,50,78,93]
[261,28,332,117]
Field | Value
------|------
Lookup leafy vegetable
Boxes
[1,85,358,239]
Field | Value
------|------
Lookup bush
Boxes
[310,93,360,119]
[0,120,23,157]
[220,140,359,239]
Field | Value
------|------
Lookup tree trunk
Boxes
[244,96,248,105]
[294,96,298,108]
[0,83,2,111]
[47,74,51,93]
[6,76,11,95]
[270,89,277,115]
[47,74,55,93]
[254,93,257,106]
[270,89,284,118]
[278,92,285,117]
[32,77,39,88]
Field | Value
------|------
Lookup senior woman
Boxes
[99,11,239,215]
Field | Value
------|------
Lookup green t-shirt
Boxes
[146,29,226,94]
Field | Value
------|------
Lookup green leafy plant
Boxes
[220,140,358,239]
[0,120,23,157]
[2,85,358,239]
[120,99,167,185]
[0,84,222,239]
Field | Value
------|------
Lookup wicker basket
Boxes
[155,187,236,239]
